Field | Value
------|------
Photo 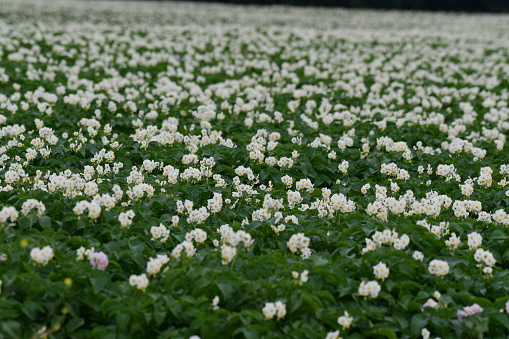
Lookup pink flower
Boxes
[457,310,467,320]
[506,300,509,313]
[457,303,483,320]
[465,304,483,315]
[89,251,109,270]
[422,298,438,310]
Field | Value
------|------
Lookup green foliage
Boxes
[0,1,508,338]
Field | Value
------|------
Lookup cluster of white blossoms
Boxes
[127,183,155,200]
[93,193,118,210]
[477,167,493,187]
[362,229,410,254]
[220,245,237,265]
[212,296,220,310]
[364,184,405,221]
[262,301,286,320]
[76,246,95,261]
[287,190,303,208]
[309,189,356,219]
[207,193,223,214]
[0,206,18,224]
[337,311,354,329]
[428,259,450,277]
[73,200,101,219]
[373,262,390,281]
[287,233,312,259]
[474,248,496,267]
[215,224,254,264]
[410,192,452,218]
[295,178,314,193]
[492,209,509,226]
[459,181,474,197]
[171,241,196,259]
[118,210,135,228]
[337,160,349,174]
[467,232,483,250]
[21,199,46,217]
[150,224,170,243]
[163,165,180,185]
[325,330,342,339]
[380,163,410,181]
[291,270,309,284]
[435,164,461,182]
[178,201,210,224]
[185,228,208,244]
[30,246,54,265]
[129,273,149,291]
[358,280,381,299]
[146,254,170,275]
[452,200,483,218]
[445,233,461,250]
[216,224,254,248]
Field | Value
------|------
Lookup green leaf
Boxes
[39,215,52,228]
[490,313,509,332]
[410,313,428,337]
[66,318,85,332]
[0,320,21,338]
[116,312,130,332]
[216,278,235,300]
[238,328,260,339]
[21,300,43,320]
[17,216,34,230]
[365,327,398,339]
[316,290,335,303]
[88,270,111,294]
[311,254,330,266]
[302,294,323,314]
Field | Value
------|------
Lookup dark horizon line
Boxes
[80,0,509,14]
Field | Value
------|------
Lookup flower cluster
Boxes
[373,262,390,281]
[172,241,196,259]
[89,252,109,271]
[146,254,169,275]
[362,229,410,254]
[428,259,450,277]
[291,270,309,284]
[129,274,149,291]
[0,206,18,224]
[118,210,135,228]
[287,233,312,259]
[337,311,353,329]
[73,200,101,219]
[262,301,286,320]
[358,280,381,299]
[21,199,46,216]
[457,304,483,320]
[150,224,170,243]
[474,248,496,267]
[30,246,54,265]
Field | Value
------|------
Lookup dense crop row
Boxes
[1,1,509,338]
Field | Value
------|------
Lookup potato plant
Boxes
[0,1,509,338]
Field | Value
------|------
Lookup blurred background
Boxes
[161,0,509,12]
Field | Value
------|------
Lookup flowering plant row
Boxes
[0,0,509,338]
